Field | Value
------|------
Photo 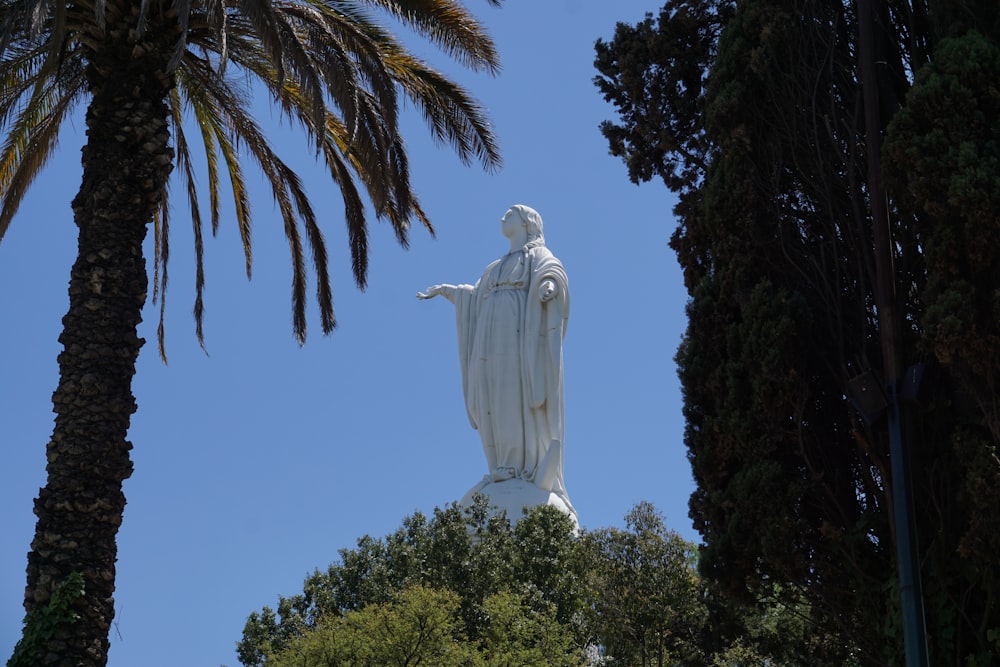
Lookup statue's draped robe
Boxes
[453,242,570,501]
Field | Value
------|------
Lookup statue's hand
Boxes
[417,284,457,303]
[539,279,557,303]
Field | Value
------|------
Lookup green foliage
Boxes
[511,502,588,637]
[478,591,585,667]
[8,572,85,667]
[884,30,1000,441]
[265,585,587,667]
[593,0,733,192]
[709,639,768,667]
[238,501,592,666]
[266,586,476,667]
[598,1,1000,664]
[584,502,707,666]
[241,501,829,667]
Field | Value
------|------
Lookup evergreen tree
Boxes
[596,2,1000,664]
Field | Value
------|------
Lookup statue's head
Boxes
[509,204,544,244]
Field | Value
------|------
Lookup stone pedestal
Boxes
[460,477,578,530]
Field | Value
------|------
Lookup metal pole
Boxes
[886,386,929,667]
[857,1,929,664]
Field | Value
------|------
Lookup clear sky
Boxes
[0,2,692,665]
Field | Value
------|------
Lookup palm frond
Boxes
[319,102,427,281]
[167,84,216,353]
[226,41,401,263]
[152,201,171,362]
[382,132,415,247]
[267,11,331,137]
[0,0,502,344]
[0,0,53,51]
[246,150,321,341]
[177,55,253,272]
[279,156,334,333]
[179,67,224,234]
[298,3,400,130]
[205,113,253,271]
[233,0,287,82]
[174,57,259,344]
[278,8,364,150]
[166,0,193,73]
[357,0,501,73]
[382,49,500,170]
[319,122,369,288]
[0,64,81,242]
[0,43,49,126]
[179,56,331,340]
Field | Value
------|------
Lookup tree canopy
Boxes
[238,501,833,667]
[264,585,584,667]
[237,502,590,666]
[595,1,1000,664]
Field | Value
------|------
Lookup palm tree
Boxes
[0,1,501,664]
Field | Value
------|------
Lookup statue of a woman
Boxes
[418,205,571,507]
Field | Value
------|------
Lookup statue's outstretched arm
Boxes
[417,284,459,304]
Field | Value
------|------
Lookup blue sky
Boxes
[0,2,692,665]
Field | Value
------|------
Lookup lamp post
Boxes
[856,2,929,664]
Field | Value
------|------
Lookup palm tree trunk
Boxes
[21,26,174,665]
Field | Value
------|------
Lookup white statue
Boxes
[418,205,574,519]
